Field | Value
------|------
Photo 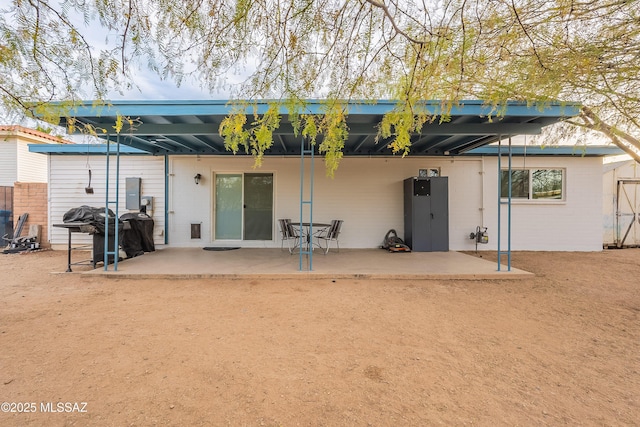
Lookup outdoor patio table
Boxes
[298,222,331,252]
[53,223,94,272]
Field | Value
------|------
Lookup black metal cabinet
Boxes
[403,177,449,252]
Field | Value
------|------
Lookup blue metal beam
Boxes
[28,144,147,154]
[53,99,581,119]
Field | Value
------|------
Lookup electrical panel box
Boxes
[126,177,141,210]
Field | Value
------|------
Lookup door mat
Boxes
[203,247,241,251]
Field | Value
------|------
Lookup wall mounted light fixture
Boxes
[194,173,202,185]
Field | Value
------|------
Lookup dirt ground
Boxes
[0,249,638,426]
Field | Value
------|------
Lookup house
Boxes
[31,142,622,252]
[29,100,624,257]
[0,125,69,247]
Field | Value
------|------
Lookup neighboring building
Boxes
[603,158,640,248]
[1,125,68,247]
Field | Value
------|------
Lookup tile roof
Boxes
[0,125,72,144]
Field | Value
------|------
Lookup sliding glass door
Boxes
[214,174,242,239]
[243,173,273,240]
[214,173,273,240]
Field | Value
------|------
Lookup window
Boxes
[419,167,440,177]
[501,169,564,201]
[501,170,530,198]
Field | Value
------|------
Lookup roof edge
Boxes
[29,143,148,155]
[43,99,581,118]
[31,143,622,157]
[0,125,73,144]
[466,145,624,157]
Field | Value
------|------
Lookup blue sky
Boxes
[107,70,215,101]
[0,1,233,130]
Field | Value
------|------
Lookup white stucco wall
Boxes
[168,155,604,251]
[41,152,606,251]
[169,156,473,248]
[481,156,604,251]
[48,155,165,246]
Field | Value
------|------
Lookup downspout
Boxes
[480,156,485,227]
[47,154,52,247]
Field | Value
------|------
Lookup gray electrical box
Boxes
[126,177,141,210]
[403,177,449,252]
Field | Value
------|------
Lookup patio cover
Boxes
[39,98,580,273]
[50,100,580,156]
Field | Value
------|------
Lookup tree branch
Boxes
[510,0,548,70]
[576,106,640,163]
[363,0,428,45]
[122,0,133,74]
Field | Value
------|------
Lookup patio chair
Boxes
[279,218,301,254]
[316,219,343,254]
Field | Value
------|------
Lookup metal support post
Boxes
[299,137,315,271]
[103,134,121,271]
[497,136,513,271]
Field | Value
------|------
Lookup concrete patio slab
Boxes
[83,247,532,280]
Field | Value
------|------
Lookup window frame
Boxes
[500,168,566,202]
